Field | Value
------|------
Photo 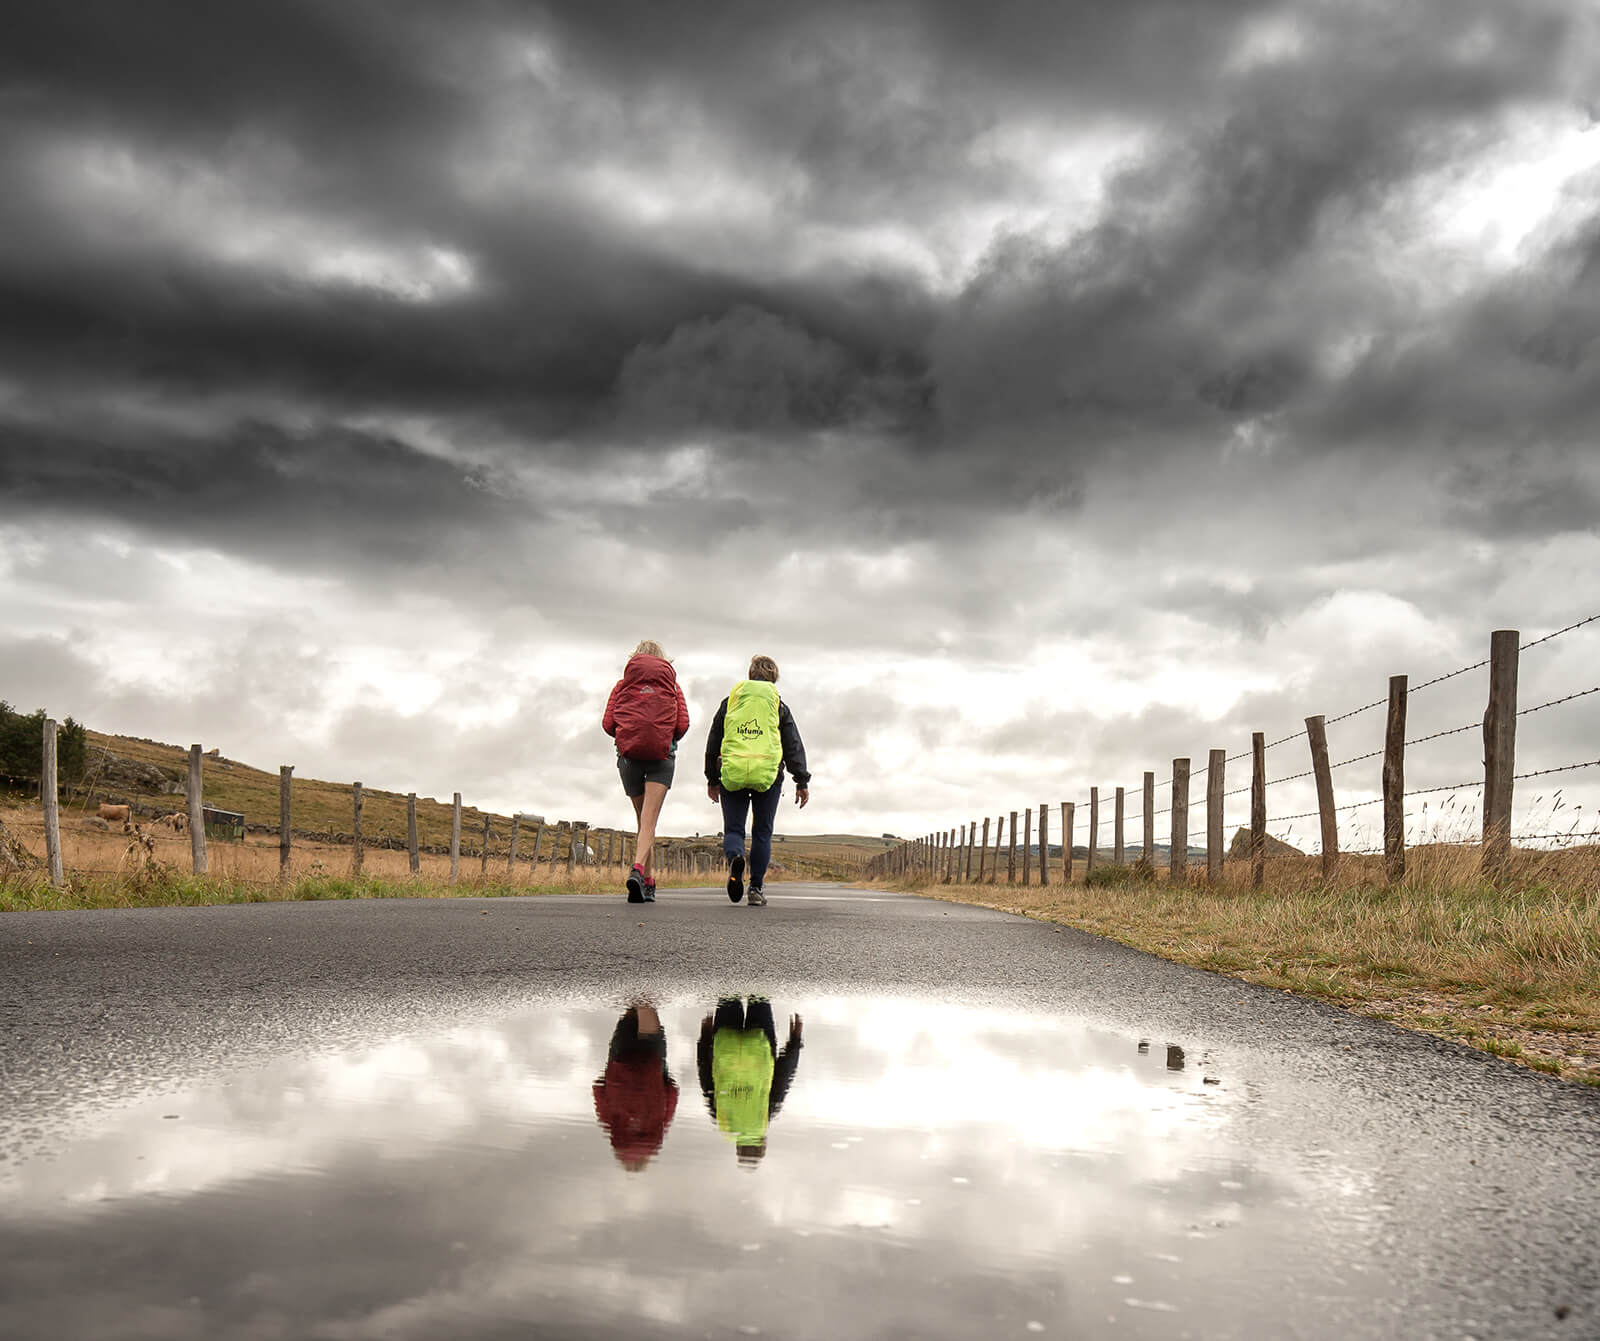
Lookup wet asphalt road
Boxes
[3,882,1598,1338]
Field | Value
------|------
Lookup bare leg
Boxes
[634,781,667,880]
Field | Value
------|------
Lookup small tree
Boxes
[0,702,89,786]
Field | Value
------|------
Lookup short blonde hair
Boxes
[748,655,779,683]
[633,640,668,661]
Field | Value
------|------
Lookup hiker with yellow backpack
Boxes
[703,655,810,907]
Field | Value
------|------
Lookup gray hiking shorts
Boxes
[618,755,676,797]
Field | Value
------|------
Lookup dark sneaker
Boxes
[626,865,645,903]
[747,886,767,907]
[726,855,745,904]
[643,881,656,903]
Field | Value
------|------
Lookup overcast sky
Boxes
[3,1,1598,847]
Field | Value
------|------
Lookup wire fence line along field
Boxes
[868,616,1600,887]
[13,729,671,889]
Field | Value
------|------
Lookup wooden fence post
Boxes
[1482,630,1519,877]
[1021,807,1032,885]
[1169,759,1188,882]
[979,817,990,882]
[1113,786,1125,865]
[188,745,207,876]
[1250,735,1265,889]
[1383,677,1407,883]
[1038,803,1049,886]
[1007,811,1018,883]
[1207,749,1224,883]
[568,823,583,875]
[450,793,461,883]
[407,794,419,874]
[1305,716,1338,880]
[280,766,293,876]
[352,782,364,876]
[1142,771,1155,867]
[966,820,976,881]
[509,814,521,874]
[1086,788,1099,876]
[1062,802,1074,881]
[481,812,491,875]
[41,719,63,888]
[532,820,545,867]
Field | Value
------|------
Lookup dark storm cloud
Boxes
[1,0,1596,562]
[0,413,512,568]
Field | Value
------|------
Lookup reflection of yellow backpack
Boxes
[713,1029,775,1145]
[720,680,781,792]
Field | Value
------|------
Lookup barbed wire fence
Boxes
[869,615,1600,887]
[8,732,656,890]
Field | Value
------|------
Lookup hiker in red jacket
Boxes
[603,640,690,903]
[592,1001,679,1171]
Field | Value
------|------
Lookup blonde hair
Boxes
[632,640,668,662]
[748,655,779,683]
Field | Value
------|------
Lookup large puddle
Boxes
[1,996,1386,1339]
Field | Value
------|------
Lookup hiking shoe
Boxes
[726,855,745,904]
[626,865,645,903]
[747,886,767,907]
[643,880,656,903]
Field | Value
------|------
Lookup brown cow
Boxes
[98,803,131,824]
[153,811,188,833]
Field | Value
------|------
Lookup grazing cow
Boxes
[98,803,131,824]
[153,812,188,833]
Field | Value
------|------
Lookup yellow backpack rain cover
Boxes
[719,679,782,792]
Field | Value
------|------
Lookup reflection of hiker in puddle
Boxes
[592,1003,679,1172]
[698,998,803,1165]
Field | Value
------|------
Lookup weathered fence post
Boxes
[509,814,521,875]
[1142,771,1155,866]
[532,819,546,867]
[280,766,293,875]
[1207,749,1224,883]
[1482,631,1519,877]
[1022,807,1032,885]
[1007,811,1018,883]
[1305,716,1338,880]
[1038,802,1049,886]
[450,793,462,883]
[407,793,419,874]
[568,822,584,875]
[1113,786,1125,865]
[41,719,63,888]
[1383,677,1407,883]
[481,812,491,875]
[1086,788,1099,877]
[1169,759,1189,882]
[1062,801,1074,881]
[187,744,207,875]
[1250,734,1265,889]
[978,817,991,882]
[352,782,364,876]
[966,820,976,881]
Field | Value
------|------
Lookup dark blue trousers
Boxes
[721,775,783,887]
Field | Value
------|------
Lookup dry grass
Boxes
[869,844,1600,1086]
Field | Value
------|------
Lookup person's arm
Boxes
[778,703,810,792]
[704,699,728,798]
[673,683,690,741]
[768,1015,803,1118]
[602,682,621,738]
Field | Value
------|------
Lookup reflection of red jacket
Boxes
[603,655,689,761]
[593,1057,679,1165]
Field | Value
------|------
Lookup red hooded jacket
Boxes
[603,654,689,761]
